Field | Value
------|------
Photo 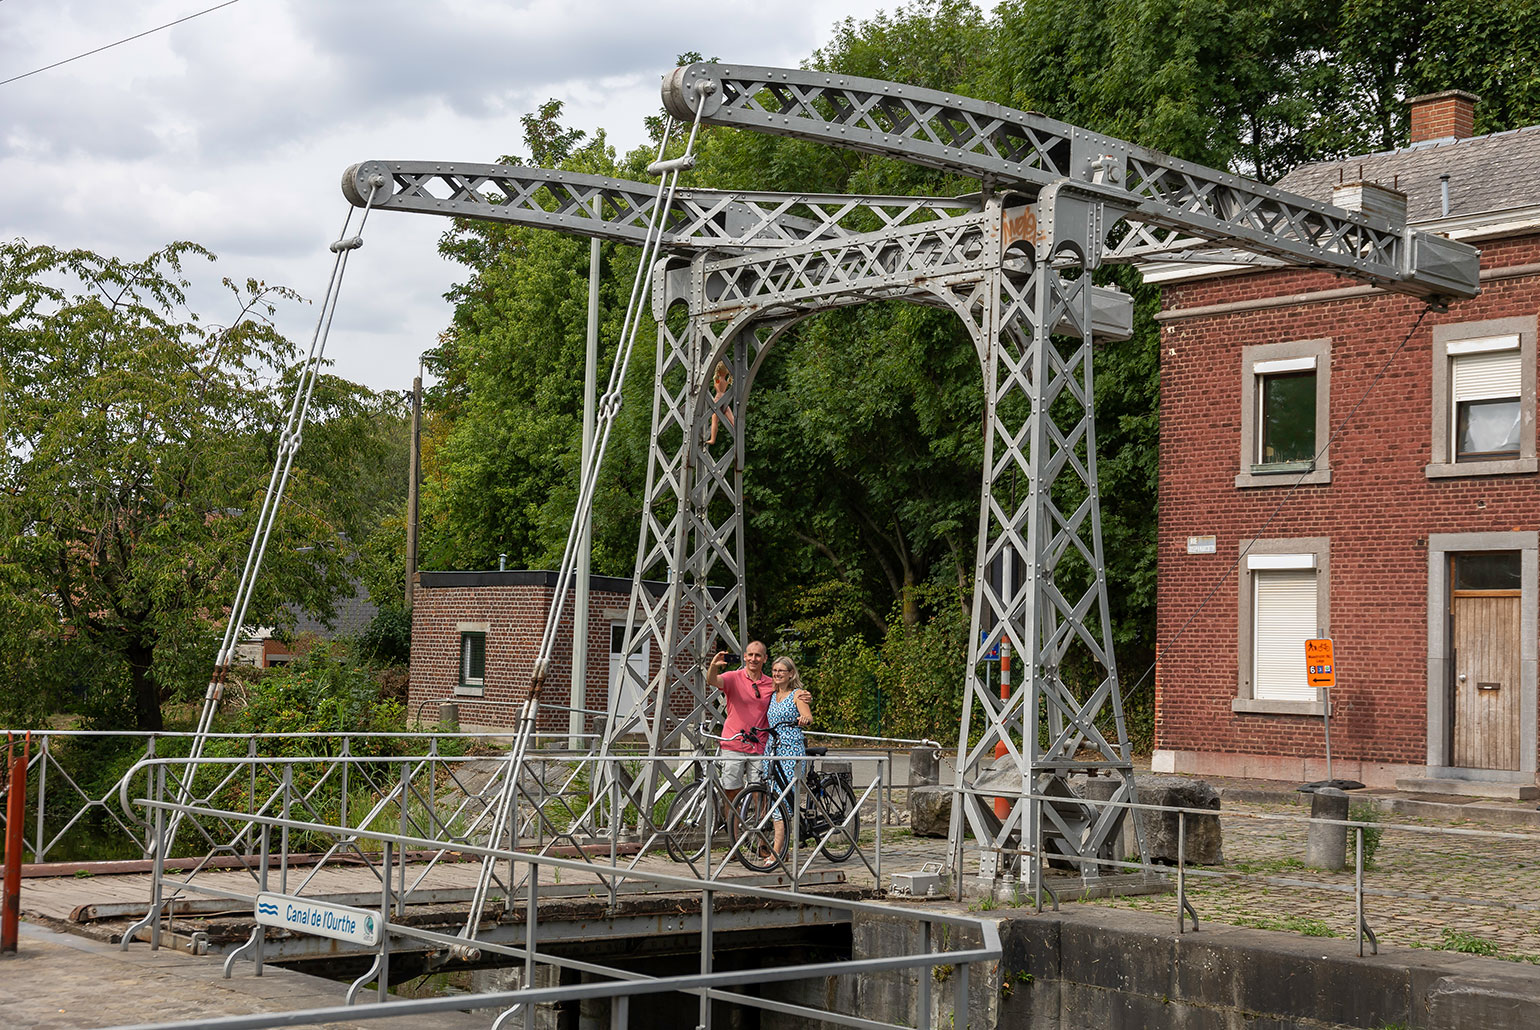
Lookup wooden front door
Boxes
[1449,552,1523,771]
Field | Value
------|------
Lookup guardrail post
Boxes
[610,995,628,1029]
[704,760,716,881]
[875,762,883,892]
[379,839,392,1002]
[34,733,47,863]
[280,766,292,895]
[953,957,970,1030]
[917,921,932,1029]
[524,859,538,1030]
[256,821,269,975]
[1177,810,1187,934]
[609,776,619,908]
[150,765,167,950]
[340,738,351,830]
[790,763,801,889]
[143,734,158,857]
[699,885,714,1030]
[398,760,410,917]
[247,738,258,852]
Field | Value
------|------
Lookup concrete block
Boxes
[1134,776,1224,865]
[910,746,941,786]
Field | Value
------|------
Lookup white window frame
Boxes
[1237,339,1332,488]
[1235,538,1330,715]
[1427,316,1537,478]
[456,621,489,697]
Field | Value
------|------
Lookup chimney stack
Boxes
[1408,90,1479,144]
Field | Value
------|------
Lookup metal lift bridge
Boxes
[344,62,1479,894]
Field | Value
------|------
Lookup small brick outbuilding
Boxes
[1150,93,1540,795]
[408,570,716,737]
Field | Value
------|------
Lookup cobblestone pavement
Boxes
[1085,800,1540,961]
[802,782,1540,963]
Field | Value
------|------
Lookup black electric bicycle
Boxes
[733,722,860,872]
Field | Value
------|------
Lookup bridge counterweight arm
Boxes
[342,160,981,254]
[661,63,1479,303]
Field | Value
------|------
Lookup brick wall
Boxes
[1155,235,1540,777]
[408,571,705,734]
[1409,91,1478,143]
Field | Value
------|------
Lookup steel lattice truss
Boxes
[349,62,1478,893]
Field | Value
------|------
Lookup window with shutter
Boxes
[1451,343,1522,460]
[1428,320,1536,477]
[1252,569,1318,702]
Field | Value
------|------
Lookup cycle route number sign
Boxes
[1305,638,1335,690]
[255,891,380,946]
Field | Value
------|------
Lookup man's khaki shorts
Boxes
[717,751,762,790]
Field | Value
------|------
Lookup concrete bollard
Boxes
[1305,787,1349,871]
[437,702,460,732]
[909,746,941,787]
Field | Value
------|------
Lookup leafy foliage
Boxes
[0,241,401,730]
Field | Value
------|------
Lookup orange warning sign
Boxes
[1305,638,1335,689]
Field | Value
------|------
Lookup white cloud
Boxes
[1,0,944,390]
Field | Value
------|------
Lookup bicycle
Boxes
[734,724,860,873]
[660,727,761,865]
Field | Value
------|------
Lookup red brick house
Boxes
[409,570,707,735]
[1150,92,1540,796]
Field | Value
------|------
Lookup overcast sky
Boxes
[2,0,938,393]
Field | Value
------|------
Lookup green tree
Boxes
[0,241,364,730]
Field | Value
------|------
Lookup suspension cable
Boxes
[169,177,385,833]
[529,95,711,696]
[458,104,710,946]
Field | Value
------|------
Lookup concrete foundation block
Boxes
[1134,775,1224,865]
[909,746,941,786]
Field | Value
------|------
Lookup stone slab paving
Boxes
[0,923,488,1030]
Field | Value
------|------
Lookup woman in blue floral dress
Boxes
[761,657,813,854]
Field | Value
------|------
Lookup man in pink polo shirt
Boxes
[707,641,773,803]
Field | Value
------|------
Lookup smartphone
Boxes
[722,652,741,665]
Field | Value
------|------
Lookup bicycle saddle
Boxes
[805,746,828,757]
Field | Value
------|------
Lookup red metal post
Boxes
[3,732,30,953]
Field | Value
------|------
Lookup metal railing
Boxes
[996,787,1540,960]
[107,749,886,900]
[0,728,915,867]
[115,755,996,1030]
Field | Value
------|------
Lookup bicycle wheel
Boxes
[663,780,719,864]
[811,775,860,863]
[734,784,788,872]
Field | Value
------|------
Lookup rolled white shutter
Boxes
[1452,350,1522,403]
[1253,569,1318,702]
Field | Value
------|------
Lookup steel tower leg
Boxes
[947,194,1144,896]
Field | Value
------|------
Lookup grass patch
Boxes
[1232,914,1337,938]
